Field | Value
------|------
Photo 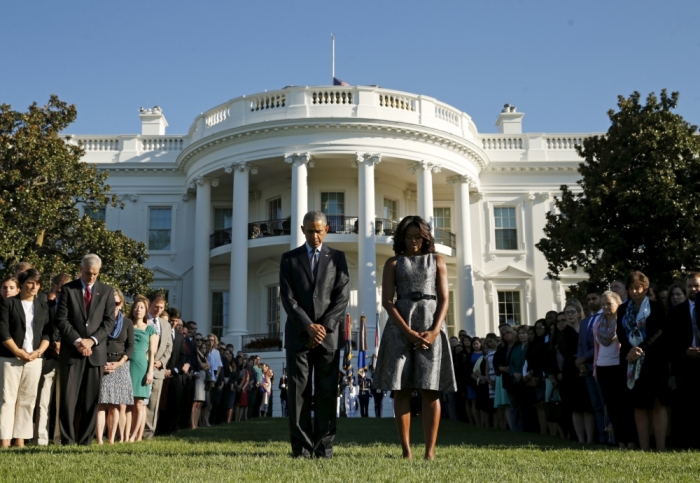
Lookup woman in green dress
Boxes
[127,295,158,442]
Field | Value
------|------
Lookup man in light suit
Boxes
[56,254,115,445]
[144,294,172,439]
[280,211,349,458]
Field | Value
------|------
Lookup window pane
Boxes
[85,207,106,222]
[211,291,229,340]
[494,207,517,250]
[149,208,172,250]
[267,285,280,335]
[497,291,521,326]
[268,198,282,220]
[383,198,397,220]
[434,207,451,230]
[214,208,232,230]
[321,192,344,215]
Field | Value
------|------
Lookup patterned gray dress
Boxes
[374,254,457,392]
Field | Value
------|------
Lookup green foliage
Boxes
[0,95,153,295]
[536,90,700,292]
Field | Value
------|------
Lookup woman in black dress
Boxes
[616,271,668,451]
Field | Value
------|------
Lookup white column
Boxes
[354,153,382,320]
[285,153,313,248]
[191,176,217,335]
[409,161,441,229]
[449,175,476,335]
[225,162,257,349]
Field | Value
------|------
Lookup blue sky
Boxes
[2,1,699,135]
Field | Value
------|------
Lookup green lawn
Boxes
[1,418,698,482]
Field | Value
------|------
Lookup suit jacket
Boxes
[167,329,188,374]
[152,318,173,380]
[577,312,601,370]
[280,244,350,352]
[0,295,52,359]
[56,279,116,367]
[667,298,700,382]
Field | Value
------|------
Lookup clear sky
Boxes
[2,1,699,135]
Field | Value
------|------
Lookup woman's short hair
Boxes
[129,295,150,324]
[17,268,42,287]
[564,298,585,319]
[516,325,529,335]
[392,216,436,255]
[625,271,650,290]
[500,325,515,336]
[601,290,622,305]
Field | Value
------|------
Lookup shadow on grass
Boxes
[4,419,619,457]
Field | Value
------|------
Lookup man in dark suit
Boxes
[280,211,349,458]
[56,254,115,445]
[161,308,189,434]
[667,272,700,448]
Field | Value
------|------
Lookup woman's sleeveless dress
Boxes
[374,254,457,392]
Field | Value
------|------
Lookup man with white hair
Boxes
[56,254,115,445]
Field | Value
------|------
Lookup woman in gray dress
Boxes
[375,215,456,460]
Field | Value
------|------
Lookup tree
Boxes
[0,95,153,296]
[536,90,700,293]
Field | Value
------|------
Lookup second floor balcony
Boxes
[210,216,456,250]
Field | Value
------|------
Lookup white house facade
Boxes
[71,85,590,360]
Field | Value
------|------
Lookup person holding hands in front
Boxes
[0,269,52,448]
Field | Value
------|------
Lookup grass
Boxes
[0,418,698,482]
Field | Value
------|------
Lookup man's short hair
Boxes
[303,211,327,226]
[150,294,167,305]
[12,262,33,275]
[167,307,181,319]
[51,273,71,287]
[686,272,700,282]
[81,254,102,268]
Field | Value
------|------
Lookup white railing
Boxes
[435,105,460,126]
[546,136,586,150]
[311,90,354,105]
[378,93,416,111]
[80,138,120,151]
[141,137,184,152]
[250,94,286,112]
[481,137,524,150]
[206,107,230,128]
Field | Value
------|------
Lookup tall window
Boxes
[445,290,455,337]
[149,208,172,251]
[268,197,282,220]
[85,206,106,222]
[494,207,517,250]
[498,291,521,326]
[211,291,230,340]
[321,192,345,233]
[267,285,280,335]
[214,208,232,230]
[433,207,452,230]
[383,198,397,220]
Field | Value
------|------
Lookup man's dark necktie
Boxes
[84,285,92,315]
[311,249,319,280]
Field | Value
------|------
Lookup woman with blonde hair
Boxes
[127,295,158,442]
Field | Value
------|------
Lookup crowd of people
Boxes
[448,271,700,451]
[0,256,281,447]
[2,252,699,453]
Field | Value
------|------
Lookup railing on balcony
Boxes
[374,218,398,236]
[326,215,358,234]
[435,228,456,249]
[242,332,283,352]
[248,218,290,239]
[210,227,232,249]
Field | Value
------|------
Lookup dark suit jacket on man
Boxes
[56,279,116,367]
[280,243,349,458]
[281,244,350,351]
[0,295,52,358]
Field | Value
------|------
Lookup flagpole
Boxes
[331,33,335,83]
